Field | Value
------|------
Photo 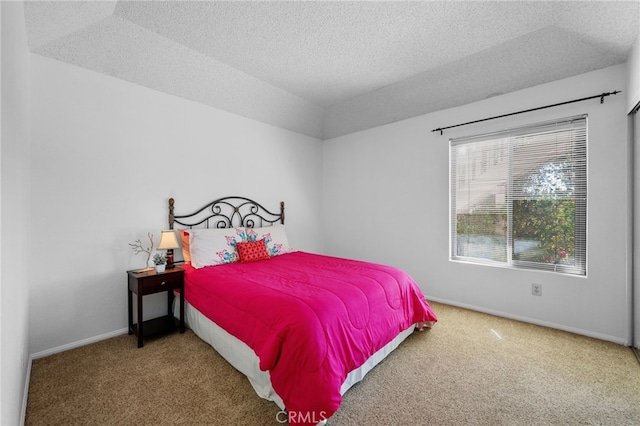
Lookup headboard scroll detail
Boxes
[169,196,284,230]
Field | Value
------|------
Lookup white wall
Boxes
[630,34,640,348]
[633,109,639,349]
[627,34,640,114]
[29,54,323,355]
[323,64,632,344]
[1,1,31,424]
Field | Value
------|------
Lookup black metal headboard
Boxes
[169,196,285,230]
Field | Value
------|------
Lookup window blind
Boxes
[450,115,587,275]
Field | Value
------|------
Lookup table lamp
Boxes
[157,230,179,269]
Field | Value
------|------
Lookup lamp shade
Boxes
[157,230,179,250]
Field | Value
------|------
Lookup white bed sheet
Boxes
[173,298,416,412]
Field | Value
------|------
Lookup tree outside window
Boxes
[513,161,576,265]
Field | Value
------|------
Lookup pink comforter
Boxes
[183,251,437,424]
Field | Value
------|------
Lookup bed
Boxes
[167,196,437,425]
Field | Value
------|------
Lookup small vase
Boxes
[155,264,166,273]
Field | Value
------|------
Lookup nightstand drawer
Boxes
[139,273,182,294]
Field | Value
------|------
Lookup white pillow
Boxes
[188,227,249,268]
[246,224,292,257]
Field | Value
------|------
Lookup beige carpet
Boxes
[26,302,640,425]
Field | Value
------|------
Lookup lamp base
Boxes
[166,251,175,269]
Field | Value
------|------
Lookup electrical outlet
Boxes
[532,283,542,296]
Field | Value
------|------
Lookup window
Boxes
[450,115,587,275]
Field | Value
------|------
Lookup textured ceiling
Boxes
[23,1,640,139]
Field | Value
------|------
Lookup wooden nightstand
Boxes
[127,267,185,348]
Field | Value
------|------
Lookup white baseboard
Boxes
[30,327,129,360]
[426,296,628,346]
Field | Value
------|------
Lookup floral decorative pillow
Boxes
[188,227,249,268]
[246,224,292,257]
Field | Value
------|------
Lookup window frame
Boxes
[449,115,587,276]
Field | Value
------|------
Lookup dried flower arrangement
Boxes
[129,233,154,269]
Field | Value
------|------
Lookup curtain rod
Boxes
[431,90,621,135]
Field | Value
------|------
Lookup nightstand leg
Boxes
[137,289,144,348]
[179,290,185,333]
[127,288,133,335]
[167,290,173,328]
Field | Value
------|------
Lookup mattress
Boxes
[173,297,417,413]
